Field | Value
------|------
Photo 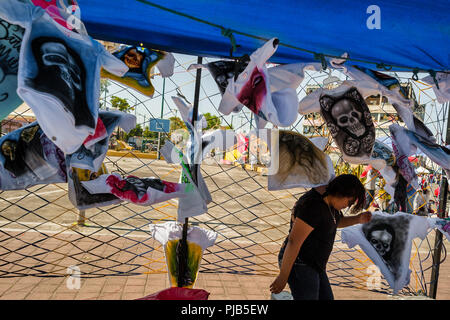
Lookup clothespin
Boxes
[314,53,327,71]
[428,69,440,90]
[376,62,392,71]
[411,68,420,81]
[221,28,240,58]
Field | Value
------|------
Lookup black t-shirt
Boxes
[279,188,343,272]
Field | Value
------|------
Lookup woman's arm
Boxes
[270,217,313,294]
[338,211,372,228]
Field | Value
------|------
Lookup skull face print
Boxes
[331,98,365,137]
[123,48,144,69]
[40,42,82,102]
[369,229,393,257]
[319,87,375,160]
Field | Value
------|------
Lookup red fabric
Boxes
[83,118,107,147]
[106,174,149,204]
[136,287,210,300]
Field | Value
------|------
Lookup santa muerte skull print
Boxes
[319,87,375,160]
[369,229,393,257]
[331,99,364,137]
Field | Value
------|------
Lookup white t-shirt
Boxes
[422,72,450,105]
[267,129,334,190]
[218,38,298,129]
[149,221,217,288]
[0,1,128,154]
[149,221,217,250]
[341,211,430,294]
[81,173,197,206]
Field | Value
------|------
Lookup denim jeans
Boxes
[281,260,334,300]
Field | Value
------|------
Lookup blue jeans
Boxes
[284,261,334,300]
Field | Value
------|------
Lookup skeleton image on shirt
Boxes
[367,224,395,259]
[362,215,411,280]
[28,37,93,129]
[320,87,375,159]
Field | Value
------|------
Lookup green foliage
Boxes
[203,112,221,130]
[170,116,187,131]
[110,96,134,112]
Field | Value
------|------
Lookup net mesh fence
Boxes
[0,47,447,297]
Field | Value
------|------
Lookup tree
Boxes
[169,116,187,131]
[127,124,143,138]
[203,112,221,130]
[110,96,134,112]
[110,96,134,140]
[99,79,109,109]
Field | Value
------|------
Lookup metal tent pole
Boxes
[157,77,166,160]
[177,56,202,287]
[429,101,450,299]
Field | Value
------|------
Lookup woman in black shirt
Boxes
[270,174,372,300]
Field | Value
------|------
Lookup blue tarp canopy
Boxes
[77,0,449,71]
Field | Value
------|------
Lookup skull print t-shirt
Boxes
[319,86,376,164]
[0,1,128,154]
[341,211,430,294]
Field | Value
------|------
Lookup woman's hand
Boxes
[270,274,288,294]
[358,211,372,224]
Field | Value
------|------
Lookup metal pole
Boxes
[429,101,450,299]
[177,56,202,287]
[77,210,86,226]
[157,77,166,160]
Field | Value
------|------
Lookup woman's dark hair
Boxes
[324,174,366,213]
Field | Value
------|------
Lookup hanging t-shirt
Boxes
[101,45,174,97]
[81,173,198,206]
[389,124,420,190]
[368,140,397,198]
[68,165,121,210]
[341,211,430,294]
[66,110,135,210]
[30,0,82,32]
[189,60,320,127]
[330,59,435,142]
[169,96,216,219]
[390,123,450,179]
[427,217,450,241]
[67,110,136,173]
[267,130,334,190]
[319,86,376,163]
[422,72,450,105]
[159,140,209,222]
[0,18,24,120]
[218,38,299,129]
[188,58,249,95]
[0,0,129,154]
[149,221,217,288]
[0,121,66,190]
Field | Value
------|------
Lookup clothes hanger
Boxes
[323,68,342,86]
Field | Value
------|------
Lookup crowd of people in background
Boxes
[360,166,444,217]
